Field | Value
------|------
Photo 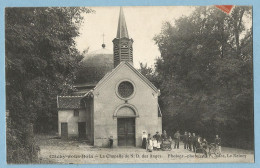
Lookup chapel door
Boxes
[78,122,86,139]
[61,122,68,139]
[117,118,135,146]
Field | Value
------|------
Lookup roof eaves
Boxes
[125,62,160,93]
[93,61,160,94]
[83,90,93,97]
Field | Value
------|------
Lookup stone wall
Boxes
[58,109,88,138]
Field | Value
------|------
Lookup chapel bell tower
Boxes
[113,7,134,68]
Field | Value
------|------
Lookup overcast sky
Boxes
[75,6,195,68]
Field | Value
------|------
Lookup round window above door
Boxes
[116,81,135,100]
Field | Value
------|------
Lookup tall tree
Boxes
[6,7,93,163]
[151,6,253,149]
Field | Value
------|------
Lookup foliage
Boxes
[6,7,93,163]
[141,6,253,149]
[7,116,39,163]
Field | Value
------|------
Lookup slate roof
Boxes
[74,82,97,89]
[57,96,84,109]
[71,88,92,96]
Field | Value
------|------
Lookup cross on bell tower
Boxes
[102,33,106,48]
[112,7,134,67]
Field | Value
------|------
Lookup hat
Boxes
[156,131,159,133]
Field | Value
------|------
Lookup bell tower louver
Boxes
[113,7,134,68]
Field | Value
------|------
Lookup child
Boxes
[157,139,161,150]
[153,138,158,150]
[147,134,153,152]
[109,136,113,148]
[169,136,173,143]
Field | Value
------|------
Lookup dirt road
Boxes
[36,135,254,164]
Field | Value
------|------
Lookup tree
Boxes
[151,6,253,149]
[5,7,93,163]
[138,62,162,88]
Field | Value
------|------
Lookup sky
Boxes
[75,6,195,68]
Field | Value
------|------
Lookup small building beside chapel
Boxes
[57,7,162,147]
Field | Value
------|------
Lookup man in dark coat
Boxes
[192,133,197,152]
[182,131,188,149]
[153,131,161,142]
[173,130,181,149]
[187,132,192,151]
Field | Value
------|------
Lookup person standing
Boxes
[109,136,113,148]
[201,138,208,157]
[192,133,197,152]
[142,131,148,149]
[201,138,208,149]
[188,132,192,151]
[197,134,202,149]
[153,131,161,142]
[173,131,181,149]
[183,132,188,149]
[215,134,222,153]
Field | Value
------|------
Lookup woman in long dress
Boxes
[142,131,148,149]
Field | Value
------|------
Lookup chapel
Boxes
[57,7,162,147]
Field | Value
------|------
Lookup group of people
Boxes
[142,130,176,152]
[141,130,222,153]
[182,132,222,154]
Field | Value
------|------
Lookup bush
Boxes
[7,117,39,164]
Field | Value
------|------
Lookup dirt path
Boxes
[36,135,254,164]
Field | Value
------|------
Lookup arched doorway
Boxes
[115,105,138,147]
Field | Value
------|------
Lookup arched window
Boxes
[113,104,139,118]
[117,106,135,117]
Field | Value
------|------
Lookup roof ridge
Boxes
[58,95,83,98]
[124,62,159,93]
[93,61,160,94]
